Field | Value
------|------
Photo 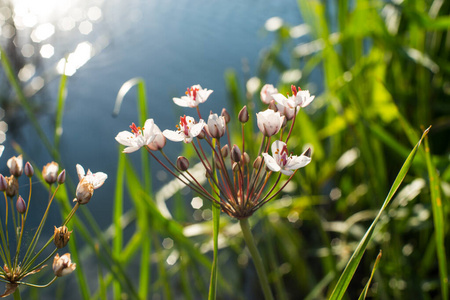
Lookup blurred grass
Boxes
[0,0,449,299]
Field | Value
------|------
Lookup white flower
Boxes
[275,101,298,120]
[115,119,157,153]
[7,155,23,177]
[272,85,315,109]
[163,115,205,143]
[53,253,76,277]
[75,164,107,204]
[262,140,311,175]
[173,85,213,108]
[256,109,284,137]
[260,84,278,104]
[206,113,226,138]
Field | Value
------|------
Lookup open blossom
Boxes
[272,85,315,109]
[262,140,311,176]
[206,113,226,138]
[260,84,278,104]
[115,119,158,153]
[256,109,284,137]
[53,253,76,277]
[173,84,213,108]
[163,115,205,143]
[74,164,107,204]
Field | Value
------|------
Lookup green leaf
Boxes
[329,126,430,300]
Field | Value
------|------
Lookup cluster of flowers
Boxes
[0,154,107,296]
[116,84,314,219]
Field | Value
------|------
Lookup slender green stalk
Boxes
[13,287,21,300]
[239,218,274,300]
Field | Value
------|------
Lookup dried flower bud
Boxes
[7,155,23,177]
[53,253,76,277]
[238,106,249,123]
[0,175,7,192]
[231,145,241,163]
[177,156,190,171]
[253,156,263,169]
[43,162,59,184]
[221,108,231,124]
[57,170,66,184]
[221,144,229,158]
[5,176,18,197]
[24,162,34,177]
[16,196,26,214]
[242,152,250,165]
[54,226,72,248]
[75,179,94,205]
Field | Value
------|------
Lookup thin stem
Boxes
[13,287,21,300]
[17,276,57,288]
[239,218,274,300]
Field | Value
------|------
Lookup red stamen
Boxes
[180,115,189,135]
[129,123,141,136]
[291,85,297,96]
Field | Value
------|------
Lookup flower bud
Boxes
[232,162,240,172]
[54,226,72,248]
[253,156,263,169]
[16,196,26,214]
[214,155,223,170]
[43,162,59,185]
[238,106,249,123]
[206,113,226,139]
[75,179,94,205]
[147,132,166,151]
[221,108,231,124]
[221,144,229,158]
[53,253,76,277]
[24,162,34,177]
[242,152,250,165]
[197,129,206,139]
[5,176,18,197]
[177,156,190,171]
[268,100,278,111]
[231,145,241,163]
[7,155,23,177]
[0,175,7,192]
[57,170,66,184]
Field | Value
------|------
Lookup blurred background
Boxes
[0,0,449,299]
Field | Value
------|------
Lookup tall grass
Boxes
[0,0,449,299]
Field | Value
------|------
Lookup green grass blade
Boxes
[113,149,126,299]
[358,250,382,300]
[329,126,430,300]
[54,73,67,149]
[424,136,448,300]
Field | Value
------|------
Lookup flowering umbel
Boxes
[0,155,104,294]
[116,83,313,219]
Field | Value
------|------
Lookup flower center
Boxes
[129,123,142,137]
[279,145,289,166]
[291,85,301,96]
[186,87,199,100]
[178,115,190,136]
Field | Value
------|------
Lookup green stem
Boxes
[239,218,274,300]
[13,287,21,300]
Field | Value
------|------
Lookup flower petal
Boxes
[163,130,185,142]
[262,153,281,172]
[76,164,85,181]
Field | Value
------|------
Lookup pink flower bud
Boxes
[238,106,249,123]
[231,145,242,163]
[16,196,26,214]
[177,156,190,171]
[24,162,34,177]
[57,170,66,184]
[221,108,231,124]
[0,175,7,191]
[43,162,59,184]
